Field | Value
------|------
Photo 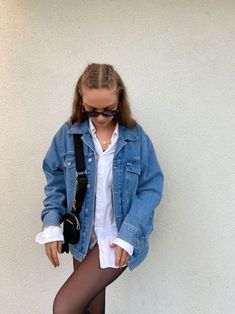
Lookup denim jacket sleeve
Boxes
[40,127,67,230]
[117,129,164,247]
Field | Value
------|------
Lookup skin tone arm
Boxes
[45,242,129,268]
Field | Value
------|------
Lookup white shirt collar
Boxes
[89,118,119,137]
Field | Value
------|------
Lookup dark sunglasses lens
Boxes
[102,110,118,117]
[85,111,100,117]
[83,110,118,117]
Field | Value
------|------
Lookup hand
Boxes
[109,243,129,268]
[44,241,63,267]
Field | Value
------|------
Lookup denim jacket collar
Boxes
[67,119,139,142]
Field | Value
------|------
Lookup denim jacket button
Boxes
[85,208,89,213]
[67,161,71,166]
[83,232,86,237]
[88,158,92,163]
[87,183,91,188]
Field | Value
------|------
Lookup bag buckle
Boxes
[76,170,88,189]
[65,213,80,230]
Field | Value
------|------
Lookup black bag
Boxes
[61,134,88,253]
[62,211,80,244]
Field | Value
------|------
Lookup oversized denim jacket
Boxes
[41,119,164,271]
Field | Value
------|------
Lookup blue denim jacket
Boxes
[41,119,164,271]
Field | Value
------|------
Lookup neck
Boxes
[93,121,116,133]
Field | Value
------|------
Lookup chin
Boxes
[93,119,114,127]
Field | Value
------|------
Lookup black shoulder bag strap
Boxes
[71,134,88,216]
[61,134,88,253]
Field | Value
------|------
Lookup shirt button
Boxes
[87,183,91,188]
[88,158,92,163]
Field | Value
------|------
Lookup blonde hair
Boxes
[70,63,136,128]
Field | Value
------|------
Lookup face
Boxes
[82,88,119,129]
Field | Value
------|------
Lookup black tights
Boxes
[53,243,127,314]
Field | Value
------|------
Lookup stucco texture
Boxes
[0,1,234,313]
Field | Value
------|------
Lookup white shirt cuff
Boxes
[112,237,134,256]
[35,226,64,244]
[98,236,120,268]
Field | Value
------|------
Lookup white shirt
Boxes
[35,119,134,268]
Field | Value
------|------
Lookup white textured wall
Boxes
[1,1,234,313]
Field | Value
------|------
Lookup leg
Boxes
[73,251,106,314]
[53,243,127,314]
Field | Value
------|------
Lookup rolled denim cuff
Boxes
[117,222,140,247]
[42,211,62,229]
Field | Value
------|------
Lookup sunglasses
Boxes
[82,105,119,118]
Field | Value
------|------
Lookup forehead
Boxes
[82,88,117,107]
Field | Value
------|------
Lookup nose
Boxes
[96,112,106,122]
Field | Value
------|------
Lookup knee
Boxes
[52,294,84,314]
[52,295,67,314]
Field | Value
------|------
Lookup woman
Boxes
[35,63,164,314]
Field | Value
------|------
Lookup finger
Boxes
[45,242,59,267]
[109,243,117,248]
[115,247,123,267]
[119,250,127,267]
[120,251,129,267]
[57,241,63,254]
[51,246,59,267]
[45,244,56,267]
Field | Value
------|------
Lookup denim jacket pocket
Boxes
[124,160,141,175]
[122,160,141,210]
[63,151,76,169]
